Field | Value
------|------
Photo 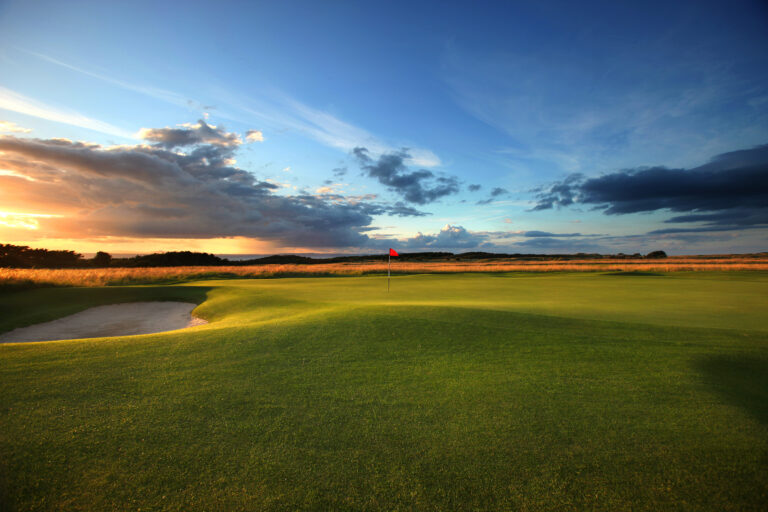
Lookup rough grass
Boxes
[1,272,767,510]
[2,257,768,289]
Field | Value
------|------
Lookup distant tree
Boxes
[646,250,667,259]
[126,251,226,267]
[0,244,26,267]
[0,244,83,268]
[93,251,112,267]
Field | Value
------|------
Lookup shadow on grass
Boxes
[697,354,768,425]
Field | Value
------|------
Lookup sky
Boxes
[0,0,767,255]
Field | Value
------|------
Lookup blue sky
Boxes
[0,0,767,255]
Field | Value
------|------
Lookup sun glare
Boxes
[0,211,59,230]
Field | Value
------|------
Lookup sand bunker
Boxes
[0,301,207,343]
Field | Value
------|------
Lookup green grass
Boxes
[1,272,767,510]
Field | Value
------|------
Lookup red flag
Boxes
[389,248,399,257]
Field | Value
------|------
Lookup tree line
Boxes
[0,244,675,269]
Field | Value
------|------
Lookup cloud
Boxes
[395,225,596,251]
[315,185,338,195]
[400,224,490,250]
[523,231,583,238]
[353,147,460,205]
[645,225,756,235]
[0,120,32,133]
[0,86,131,138]
[386,202,431,217]
[245,129,264,142]
[530,173,584,210]
[476,186,510,205]
[310,191,429,219]
[532,143,768,231]
[138,120,242,148]
[468,184,481,192]
[0,125,424,247]
[510,236,604,252]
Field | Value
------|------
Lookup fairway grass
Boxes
[1,273,767,510]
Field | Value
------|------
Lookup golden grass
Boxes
[2,258,768,288]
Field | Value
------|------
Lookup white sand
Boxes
[0,301,207,343]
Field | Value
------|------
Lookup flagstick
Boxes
[388,252,391,292]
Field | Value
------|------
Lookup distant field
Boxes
[1,272,767,510]
[2,256,768,288]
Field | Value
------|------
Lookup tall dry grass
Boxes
[2,258,767,288]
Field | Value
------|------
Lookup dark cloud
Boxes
[138,119,242,148]
[352,147,459,205]
[0,130,425,247]
[332,167,347,178]
[663,208,768,229]
[476,186,510,205]
[646,226,750,235]
[530,173,584,210]
[310,193,429,218]
[386,202,431,217]
[532,144,768,232]
[468,184,481,192]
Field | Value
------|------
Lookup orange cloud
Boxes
[0,122,427,253]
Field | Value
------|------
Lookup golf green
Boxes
[1,272,767,510]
